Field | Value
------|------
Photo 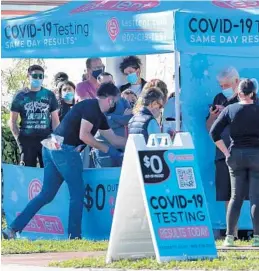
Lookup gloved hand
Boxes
[107,147,122,158]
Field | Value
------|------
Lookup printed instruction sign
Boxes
[138,148,217,260]
[106,133,217,263]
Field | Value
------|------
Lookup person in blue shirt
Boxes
[92,96,133,167]
[128,87,164,142]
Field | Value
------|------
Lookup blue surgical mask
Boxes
[62,92,74,101]
[222,87,234,99]
[30,79,43,89]
[127,72,138,84]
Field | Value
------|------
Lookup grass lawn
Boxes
[49,251,259,270]
[1,239,108,255]
[2,239,259,270]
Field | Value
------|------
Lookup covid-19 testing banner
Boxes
[174,3,259,230]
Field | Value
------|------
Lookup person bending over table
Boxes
[3,82,127,240]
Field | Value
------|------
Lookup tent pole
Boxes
[174,50,180,132]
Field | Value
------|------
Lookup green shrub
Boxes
[1,107,19,165]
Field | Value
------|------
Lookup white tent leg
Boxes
[174,50,180,131]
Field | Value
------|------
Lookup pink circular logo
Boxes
[213,0,259,9]
[107,17,120,42]
[168,153,176,163]
[28,179,42,200]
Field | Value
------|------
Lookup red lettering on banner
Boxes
[167,153,194,163]
[70,0,160,14]
[159,226,209,240]
[17,213,64,234]
[28,179,42,200]
[213,0,259,9]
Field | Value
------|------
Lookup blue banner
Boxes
[2,164,119,240]
[180,53,259,230]
[175,4,259,56]
[139,148,217,260]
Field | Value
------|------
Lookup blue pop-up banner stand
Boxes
[174,2,259,231]
[2,164,119,240]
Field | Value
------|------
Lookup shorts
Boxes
[215,159,231,201]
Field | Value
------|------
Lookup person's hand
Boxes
[124,108,133,115]
[209,104,224,117]
[107,147,122,158]
[216,105,225,112]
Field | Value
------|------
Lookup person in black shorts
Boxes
[206,67,241,236]
[3,83,127,240]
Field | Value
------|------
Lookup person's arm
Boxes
[79,119,109,153]
[209,107,230,157]
[110,113,133,126]
[214,140,230,158]
[99,129,127,148]
[51,110,60,130]
[49,93,60,130]
[9,111,20,139]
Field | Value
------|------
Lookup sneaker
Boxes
[252,235,259,247]
[223,235,235,247]
[2,227,16,240]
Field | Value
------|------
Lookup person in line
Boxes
[162,68,182,137]
[92,74,132,168]
[119,56,146,96]
[97,72,114,85]
[53,72,69,98]
[3,83,127,240]
[121,89,138,108]
[210,79,259,247]
[9,65,60,167]
[206,67,241,238]
[128,87,164,142]
[75,58,105,101]
[58,81,75,121]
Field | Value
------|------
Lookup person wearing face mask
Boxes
[9,65,60,168]
[206,66,241,239]
[3,82,127,240]
[92,77,132,167]
[128,87,164,142]
[75,58,105,102]
[209,79,259,247]
[119,56,147,96]
[121,89,138,108]
[58,81,75,121]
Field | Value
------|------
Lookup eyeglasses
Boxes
[31,73,44,80]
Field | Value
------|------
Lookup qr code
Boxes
[176,167,196,189]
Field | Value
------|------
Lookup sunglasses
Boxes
[31,74,44,80]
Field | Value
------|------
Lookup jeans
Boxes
[92,147,123,168]
[17,135,45,167]
[10,145,84,239]
[226,148,259,236]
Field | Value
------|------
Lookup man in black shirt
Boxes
[3,83,126,240]
[206,66,240,237]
